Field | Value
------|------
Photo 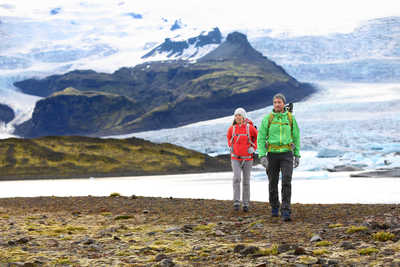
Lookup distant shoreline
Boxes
[0,168,231,182]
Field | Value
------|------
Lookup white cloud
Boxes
[3,0,399,35]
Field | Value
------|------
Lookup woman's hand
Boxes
[248,146,255,154]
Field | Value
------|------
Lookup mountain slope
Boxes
[15,87,145,137]
[199,32,269,64]
[0,135,230,180]
[13,32,315,137]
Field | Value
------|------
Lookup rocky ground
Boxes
[0,196,399,267]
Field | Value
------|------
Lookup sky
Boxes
[1,0,399,36]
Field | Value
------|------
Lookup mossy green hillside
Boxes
[0,136,230,179]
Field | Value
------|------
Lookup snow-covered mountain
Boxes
[142,27,222,60]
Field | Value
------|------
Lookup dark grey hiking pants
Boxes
[267,151,293,212]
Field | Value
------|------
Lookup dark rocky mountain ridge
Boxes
[0,103,15,124]
[199,32,270,64]
[15,88,144,137]
[13,32,316,137]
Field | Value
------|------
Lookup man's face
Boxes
[273,97,285,112]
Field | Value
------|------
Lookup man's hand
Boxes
[260,156,269,169]
[294,156,300,168]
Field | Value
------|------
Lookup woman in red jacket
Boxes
[227,107,258,212]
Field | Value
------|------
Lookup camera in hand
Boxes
[284,103,293,113]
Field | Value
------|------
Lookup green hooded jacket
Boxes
[257,111,300,157]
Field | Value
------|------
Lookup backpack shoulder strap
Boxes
[267,113,274,135]
[287,112,293,127]
[230,125,236,145]
[287,112,294,138]
[246,122,255,147]
[268,113,274,125]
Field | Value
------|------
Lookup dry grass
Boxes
[0,136,229,179]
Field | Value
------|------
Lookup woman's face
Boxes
[273,97,285,113]
[235,114,244,124]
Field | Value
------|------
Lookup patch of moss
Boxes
[149,245,175,253]
[131,226,144,232]
[172,240,186,247]
[114,215,133,220]
[328,223,343,228]
[257,245,278,256]
[199,252,209,257]
[1,247,30,261]
[116,250,132,256]
[359,247,379,255]
[152,240,169,246]
[194,223,216,232]
[185,156,204,167]
[372,231,395,242]
[313,249,329,256]
[346,225,368,234]
[51,258,73,265]
[315,240,332,247]
[53,225,87,234]
[249,219,264,228]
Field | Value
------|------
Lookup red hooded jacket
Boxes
[227,119,258,161]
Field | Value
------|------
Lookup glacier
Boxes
[249,17,400,82]
[113,82,400,172]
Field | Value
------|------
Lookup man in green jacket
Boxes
[257,93,300,221]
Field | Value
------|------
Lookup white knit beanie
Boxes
[234,107,247,119]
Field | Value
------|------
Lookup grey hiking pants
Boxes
[267,151,293,212]
[231,159,253,207]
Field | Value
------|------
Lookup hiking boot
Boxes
[243,206,249,212]
[271,208,279,217]
[234,204,240,212]
[282,210,291,221]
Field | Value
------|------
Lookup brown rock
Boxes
[294,246,306,255]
